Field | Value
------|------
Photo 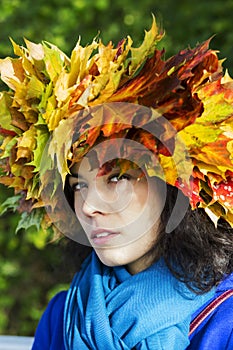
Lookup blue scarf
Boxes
[64,252,215,349]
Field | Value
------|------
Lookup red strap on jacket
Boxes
[189,289,233,336]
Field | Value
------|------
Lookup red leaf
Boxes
[0,126,17,136]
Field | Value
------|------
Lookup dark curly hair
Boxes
[64,174,233,294]
[157,184,233,293]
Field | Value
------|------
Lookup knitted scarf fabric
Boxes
[64,252,215,349]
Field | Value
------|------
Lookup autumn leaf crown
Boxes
[0,16,233,238]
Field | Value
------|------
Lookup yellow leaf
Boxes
[179,124,222,149]
[26,75,45,99]
[16,127,36,161]
[0,57,24,90]
[129,15,164,75]
[54,70,72,103]
[69,38,98,86]
[227,140,233,157]
[0,92,20,134]
[48,117,75,184]
[24,39,45,61]
[43,43,66,82]
[221,69,233,84]
[191,136,233,171]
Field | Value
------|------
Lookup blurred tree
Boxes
[0,0,232,336]
[0,187,89,335]
[0,186,65,334]
[0,0,232,70]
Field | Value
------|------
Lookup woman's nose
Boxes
[82,199,102,217]
[79,182,128,217]
[81,187,107,217]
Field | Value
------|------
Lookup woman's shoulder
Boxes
[38,290,68,326]
[216,272,233,293]
[46,290,68,317]
[188,273,233,349]
[32,291,67,350]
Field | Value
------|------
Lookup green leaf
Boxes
[29,126,50,172]
[180,124,222,149]
[0,92,20,134]
[129,15,164,75]
[0,194,22,215]
[15,209,43,234]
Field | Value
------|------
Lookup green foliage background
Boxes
[0,0,232,336]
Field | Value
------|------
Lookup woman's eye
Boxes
[71,182,87,192]
[108,173,131,183]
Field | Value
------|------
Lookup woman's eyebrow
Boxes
[69,173,84,179]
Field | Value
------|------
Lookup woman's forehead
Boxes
[71,158,92,175]
[70,157,142,178]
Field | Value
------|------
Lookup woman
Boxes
[31,122,233,349]
[0,17,233,349]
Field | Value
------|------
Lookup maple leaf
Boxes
[192,135,233,170]
[0,56,25,90]
[109,40,220,135]
[129,15,164,75]
[210,175,233,208]
[88,102,139,137]
[0,127,17,137]
[175,176,202,208]
[47,117,76,185]
[1,16,233,234]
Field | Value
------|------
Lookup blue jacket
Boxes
[32,273,233,349]
[187,273,233,349]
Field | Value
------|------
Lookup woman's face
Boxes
[69,157,165,274]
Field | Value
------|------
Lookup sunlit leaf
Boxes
[1,16,233,232]
[129,15,164,75]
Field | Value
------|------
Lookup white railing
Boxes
[0,336,34,350]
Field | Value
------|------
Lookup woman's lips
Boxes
[91,229,120,245]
